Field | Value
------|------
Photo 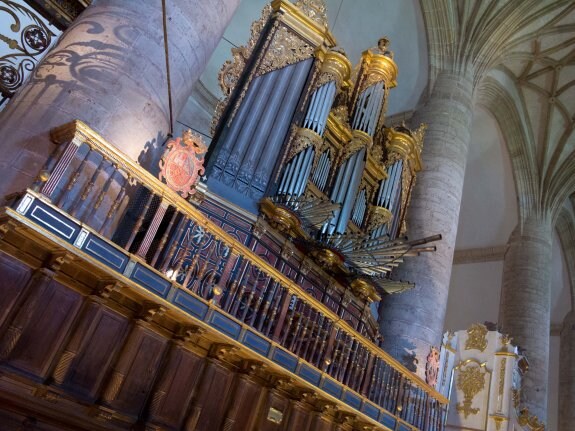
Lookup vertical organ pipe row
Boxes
[278,79,337,197]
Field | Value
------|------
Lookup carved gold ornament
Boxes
[518,408,545,431]
[287,128,323,162]
[456,364,486,419]
[256,25,314,77]
[367,205,393,231]
[212,4,273,134]
[339,130,372,164]
[295,0,328,26]
[465,323,488,352]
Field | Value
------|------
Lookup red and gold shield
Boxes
[159,130,207,198]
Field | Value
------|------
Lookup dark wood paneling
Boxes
[147,344,204,429]
[223,375,265,431]
[8,280,82,378]
[187,360,235,431]
[63,303,129,400]
[106,325,168,417]
[0,252,32,328]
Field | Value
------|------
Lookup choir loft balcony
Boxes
[0,120,447,431]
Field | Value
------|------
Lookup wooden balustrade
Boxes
[28,120,449,431]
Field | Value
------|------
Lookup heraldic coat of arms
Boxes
[159,130,207,198]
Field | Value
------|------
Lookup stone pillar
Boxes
[0,0,240,201]
[378,70,474,377]
[499,216,552,422]
[558,311,574,431]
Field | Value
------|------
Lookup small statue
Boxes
[375,37,394,59]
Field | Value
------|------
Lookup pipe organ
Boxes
[0,1,449,430]
[208,0,432,297]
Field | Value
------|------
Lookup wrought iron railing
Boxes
[0,0,61,109]
[19,120,448,431]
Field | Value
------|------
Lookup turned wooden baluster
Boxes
[343,340,360,386]
[307,314,324,365]
[256,280,278,331]
[293,305,312,354]
[92,163,117,211]
[326,331,343,375]
[250,274,272,327]
[124,190,155,251]
[239,288,256,323]
[189,238,217,293]
[368,358,381,401]
[302,312,319,361]
[230,266,254,317]
[263,287,285,336]
[336,335,354,381]
[223,258,248,312]
[150,208,179,268]
[56,148,91,208]
[71,156,107,219]
[288,305,306,351]
[280,297,299,346]
[99,176,128,237]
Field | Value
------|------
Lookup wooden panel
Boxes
[0,252,32,328]
[257,390,290,431]
[8,280,83,378]
[284,401,312,431]
[107,325,167,416]
[224,375,265,431]
[147,345,204,429]
[64,304,129,400]
[188,360,235,431]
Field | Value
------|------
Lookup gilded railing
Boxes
[23,120,447,430]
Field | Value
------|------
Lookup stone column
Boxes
[378,70,474,377]
[499,216,552,422]
[559,310,575,431]
[0,0,240,200]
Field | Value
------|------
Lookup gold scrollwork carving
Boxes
[367,205,393,231]
[295,0,328,26]
[256,25,315,77]
[339,130,372,165]
[456,363,486,419]
[466,323,489,352]
[212,4,273,134]
[287,127,323,162]
[518,408,545,431]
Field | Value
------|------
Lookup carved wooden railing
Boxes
[17,120,447,431]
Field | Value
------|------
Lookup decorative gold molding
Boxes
[286,127,323,162]
[456,362,486,419]
[465,323,488,352]
[256,25,315,77]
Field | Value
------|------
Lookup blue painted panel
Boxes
[130,263,171,298]
[320,378,343,398]
[297,363,321,386]
[379,411,397,429]
[28,202,79,242]
[172,290,209,320]
[343,391,362,409]
[241,330,271,356]
[398,422,411,431]
[361,401,380,420]
[208,311,241,339]
[271,348,298,373]
[82,235,129,272]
